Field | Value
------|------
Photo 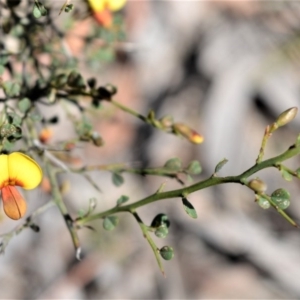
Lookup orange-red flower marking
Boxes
[88,0,127,27]
[0,152,42,220]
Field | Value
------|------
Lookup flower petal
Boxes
[93,10,113,27]
[0,155,9,189]
[107,0,126,11]
[8,152,42,189]
[2,186,26,220]
[88,0,105,12]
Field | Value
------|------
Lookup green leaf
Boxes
[2,138,13,152]
[28,113,42,122]
[33,2,47,18]
[87,78,97,89]
[155,182,166,194]
[186,174,194,183]
[95,48,115,62]
[215,158,228,173]
[3,81,21,97]
[10,126,22,140]
[54,73,68,88]
[182,197,197,219]
[257,196,270,209]
[103,216,119,231]
[0,65,5,76]
[29,223,40,232]
[281,169,293,182]
[296,134,300,147]
[64,4,74,12]
[77,209,86,219]
[155,226,169,238]
[112,172,124,187]
[7,113,22,126]
[116,195,129,206]
[151,213,170,228]
[271,188,291,210]
[18,97,31,113]
[0,55,9,65]
[186,160,202,175]
[67,71,85,89]
[164,157,182,171]
[296,168,300,178]
[77,198,97,219]
[33,3,42,18]
[76,118,93,141]
[159,246,174,260]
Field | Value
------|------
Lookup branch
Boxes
[76,143,300,226]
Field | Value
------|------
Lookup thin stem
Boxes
[110,100,147,122]
[132,211,165,275]
[45,159,81,258]
[256,126,271,163]
[60,163,185,181]
[0,201,55,253]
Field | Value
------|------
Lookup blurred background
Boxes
[2,0,300,298]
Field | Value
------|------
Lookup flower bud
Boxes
[64,142,76,151]
[41,177,51,193]
[248,179,267,193]
[160,115,173,129]
[39,128,53,144]
[172,123,204,144]
[276,107,298,127]
[91,131,104,147]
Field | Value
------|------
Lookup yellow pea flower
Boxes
[87,0,127,27]
[0,152,42,220]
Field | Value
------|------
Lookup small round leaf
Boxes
[281,169,293,182]
[18,97,31,113]
[151,213,170,228]
[160,246,174,260]
[112,173,124,187]
[257,196,270,209]
[117,195,129,206]
[164,157,182,171]
[182,197,197,219]
[103,216,119,231]
[271,188,291,210]
[214,158,228,173]
[186,160,202,175]
[155,226,169,238]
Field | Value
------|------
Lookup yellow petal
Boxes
[189,132,204,144]
[88,0,106,12]
[8,152,42,190]
[2,186,26,220]
[0,155,9,189]
[107,0,126,11]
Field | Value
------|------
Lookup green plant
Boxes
[1,0,300,276]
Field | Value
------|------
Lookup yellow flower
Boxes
[89,0,126,12]
[0,152,42,220]
[88,0,127,27]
